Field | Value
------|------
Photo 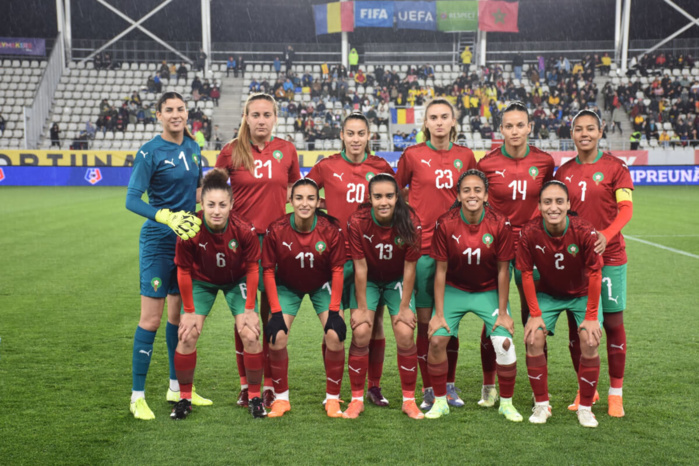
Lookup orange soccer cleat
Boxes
[342,400,365,419]
[401,399,425,420]
[568,389,600,411]
[607,395,625,417]
[325,399,344,418]
[267,399,291,418]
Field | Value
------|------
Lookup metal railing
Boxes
[24,34,63,149]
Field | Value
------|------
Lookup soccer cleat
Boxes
[248,396,267,419]
[498,402,523,422]
[567,389,600,411]
[577,408,599,428]
[342,400,365,419]
[608,395,625,417]
[166,386,213,406]
[420,387,435,410]
[267,399,290,418]
[170,399,192,420]
[425,398,450,419]
[130,398,155,420]
[529,404,552,424]
[401,399,425,419]
[446,384,465,407]
[477,385,498,408]
[367,386,389,407]
[325,399,344,418]
[237,388,249,407]
[262,389,275,409]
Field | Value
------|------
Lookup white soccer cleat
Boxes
[529,404,552,424]
[577,408,599,428]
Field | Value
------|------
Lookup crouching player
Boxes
[262,179,347,418]
[172,169,264,419]
[426,169,522,421]
[518,181,604,428]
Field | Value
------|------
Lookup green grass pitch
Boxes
[0,186,698,464]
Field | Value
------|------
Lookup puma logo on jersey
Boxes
[451,234,461,244]
[282,242,293,250]
[421,159,432,167]
[591,230,597,235]
[199,242,208,250]
[333,173,344,181]
[495,169,506,177]
[535,245,546,254]
[580,377,597,387]
[140,150,148,158]
[327,377,341,385]
[348,365,361,374]
[565,175,574,182]
[528,374,543,380]
[164,159,176,167]
[505,220,511,227]
[139,349,152,357]
[363,234,374,243]
[399,366,416,372]
[610,343,625,350]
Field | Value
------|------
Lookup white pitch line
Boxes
[625,235,699,260]
[629,235,699,238]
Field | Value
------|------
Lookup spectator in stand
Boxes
[210,85,220,107]
[513,53,524,81]
[201,79,212,100]
[159,61,170,80]
[227,56,236,77]
[601,53,612,75]
[213,124,223,150]
[659,130,670,148]
[354,69,367,86]
[349,48,359,74]
[284,45,295,73]
[273,56,281,75]
[283,78,294,101]
[191,76,202,94]
[153,74,162,93]
[461,47,472,74]
[196,48,207,73]
[50,123,61,148]
[177,63,188,84]
[194,129,206,151]
[0,113,6,136]
[629,130,641,150]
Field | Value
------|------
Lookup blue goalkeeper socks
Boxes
[166,321,178,381]
[132,326,156,392]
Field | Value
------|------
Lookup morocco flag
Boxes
[478,1,519,33]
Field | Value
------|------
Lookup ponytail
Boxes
[230,93,278,172]
[201,168,233,201]
[368,173,418,250]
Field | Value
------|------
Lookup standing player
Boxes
[262,179,347,418]
[556,109,633,417]
[426,170,522,422]
[476,102,555,408]
[307,112,394,407]
[518,181,604,428]
[125,91,210,420]
[396,98,476,409]
[171,169,264,420]
[343,174,424,420]
[216,93,301,408]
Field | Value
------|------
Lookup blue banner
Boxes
[355,1,394,28]
[396,1,437,31]
[628,165,699,186]
[0,37,46,56]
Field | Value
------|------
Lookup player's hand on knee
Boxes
[239,308,260,339]
[265,312,288,344]
[324,310,347,342]
[178,312,200,342]
[578,319,602,347]
[524,316,546,346]
[493,312,515,336]
[428,314,450,339]
[350,308,371,331]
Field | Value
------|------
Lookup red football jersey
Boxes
[175,211,260,286]
[215,137,301,232]
[347,205,422,283]
[431,207,515,292]
[477,145,555,236]
[555,151,634,265]
[307,152,394,227]
[516,216,603,298]
[396,142,476,254]
[262,214,346,293]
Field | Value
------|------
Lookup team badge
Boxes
[528,166,539,179]
[273,150,283,162]
[567,244,579,257]
[315,241,327,254]
[454,159,463,171]
[593,172,604,185]
[482,233,494,248]
[229,239,238,251]
[85,168,102,185]
[192,154,199,164]
[151,277,162,292]
[394,236,405,248]
[365,172,375,181]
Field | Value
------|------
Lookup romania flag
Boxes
[314,2,354,35]
[390,107,415,124]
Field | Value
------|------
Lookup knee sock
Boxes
[605,321,626,390]
[244,351,264,399]
[397,344,418,400]
[479,327,496,385]
[132,326,156,392]
[348,342,369,399]
[496,362,517,399]
[428,360,448,398]
[447,337,460,384]
[578,355,601,407]
[166,321,179,385]
[235,326,247,387]
[368,338,385,389]
[526,354,548,403]
[416,323,431,389]
[268,348,289,395]
[174,350,196,400]
[325,348,345,397]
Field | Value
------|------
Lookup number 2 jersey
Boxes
[396,142,477,254]
[347,205,422,283]
[555,152,634,265]
[431,207,515,292]
[262,213,346,293]
[516,216,603,299]
[476,145,555,237]
[174,211,260,285]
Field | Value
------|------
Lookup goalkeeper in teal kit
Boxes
[125,92,211,420]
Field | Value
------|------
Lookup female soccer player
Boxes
[425,169,522,422]
[262,179,347,418]
[343,174,424,420]
[171,169,264,420]
[396,98,477,410]
[307,112,394,407]
[518,181,604,428]
[126,91,209,420]
[216,93,301,408]
[556,109,634,417]
[476,102,555,408]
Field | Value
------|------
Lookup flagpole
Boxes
[341,0,349,68]
[478,30,487,67]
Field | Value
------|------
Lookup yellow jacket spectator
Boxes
[572,63,584,75]
[194,129,206,150]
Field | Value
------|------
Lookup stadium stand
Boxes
[0,59,46,148]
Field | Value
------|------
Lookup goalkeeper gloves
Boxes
[324,310,346,342]
[155,208,202,240]
[265,312,288,344]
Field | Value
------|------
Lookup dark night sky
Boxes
[2,0,698,44]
